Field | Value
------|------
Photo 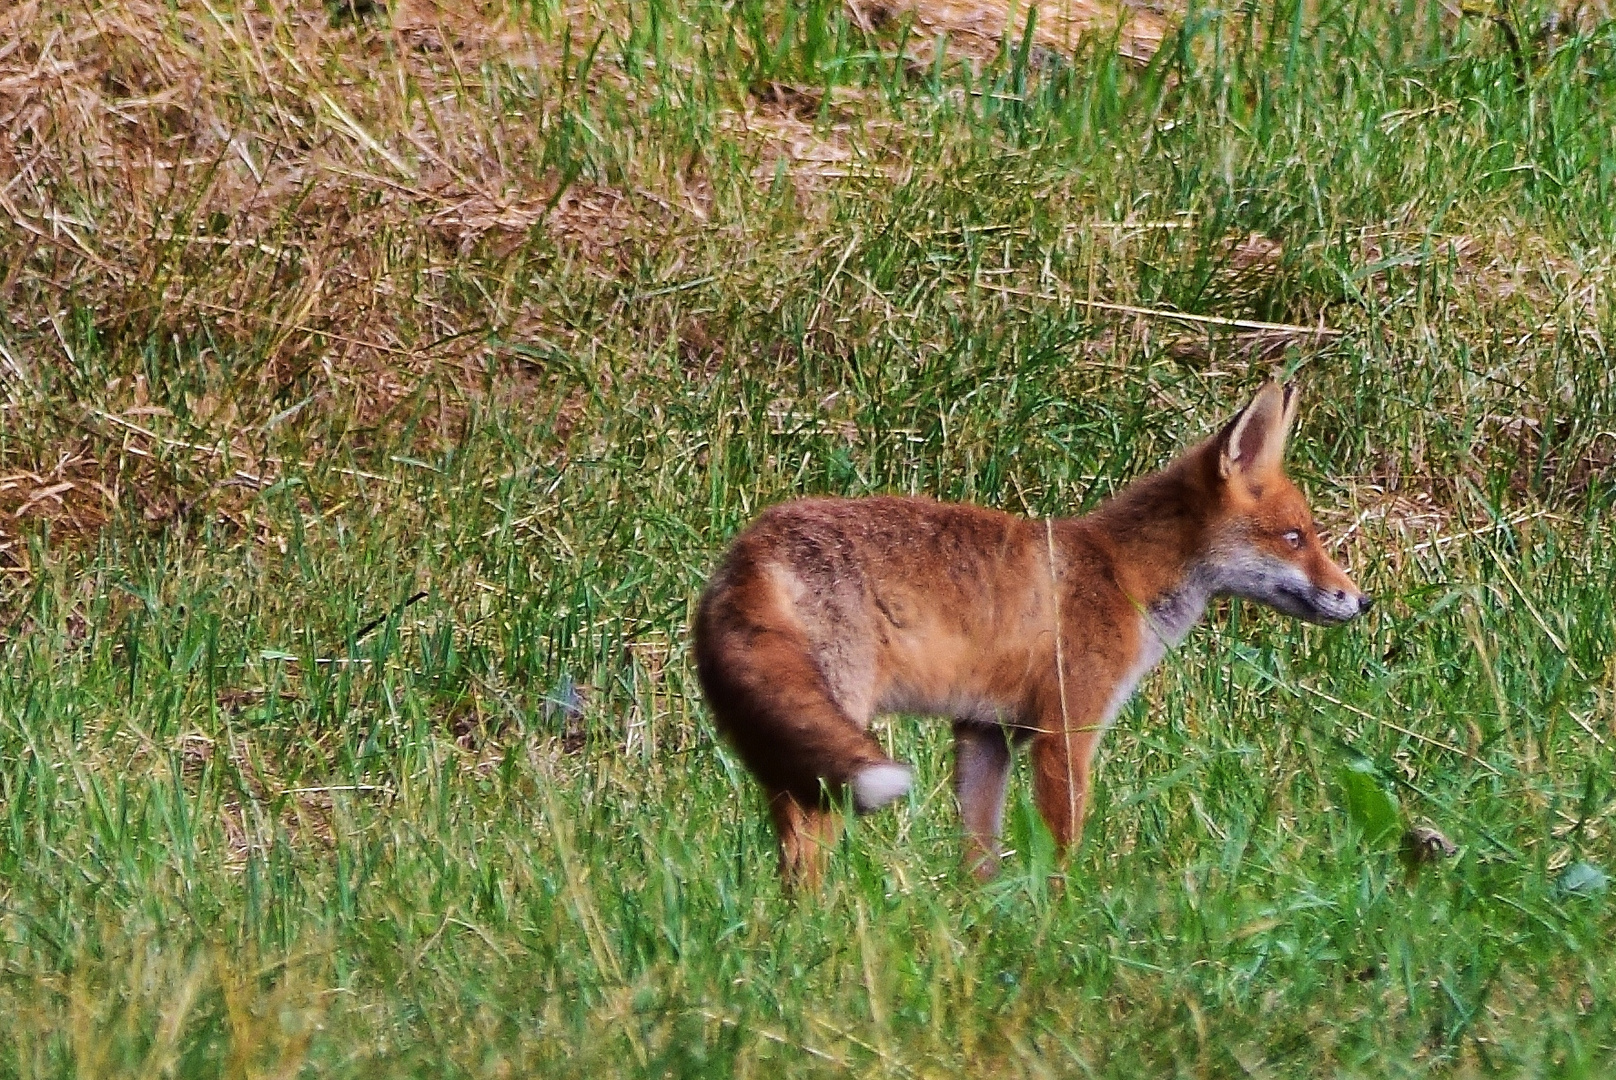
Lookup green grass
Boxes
[2,0,1615,1075]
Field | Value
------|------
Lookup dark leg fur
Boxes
[954,721,1013,879]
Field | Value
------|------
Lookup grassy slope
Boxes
[2,0,1615,1075]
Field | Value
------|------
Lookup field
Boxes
[2,0,1615,1074]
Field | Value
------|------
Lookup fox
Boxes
[693,381,1372,885]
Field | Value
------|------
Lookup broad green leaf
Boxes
[1337,760,1401,847]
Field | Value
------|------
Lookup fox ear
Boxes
[1281,381,1300,432]
[1220,381,1294,482]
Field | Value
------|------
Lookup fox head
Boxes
[1202,381,1371,625]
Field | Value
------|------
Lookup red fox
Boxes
[693,381,1371,884]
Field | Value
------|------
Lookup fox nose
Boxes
[1332,589,1373,615]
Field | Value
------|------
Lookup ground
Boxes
[1,0,1614,1076]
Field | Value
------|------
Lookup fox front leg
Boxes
[1027,705,1106,858]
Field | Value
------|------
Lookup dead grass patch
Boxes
[724,82,900,192]
[849,0,1170,64]
[0,0,637,428]
[0,0,661,563]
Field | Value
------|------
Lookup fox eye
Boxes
[1282,529,1304,549]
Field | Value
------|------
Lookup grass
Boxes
[1,0,1615,1074]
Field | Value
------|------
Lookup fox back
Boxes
[693,381,1371,884]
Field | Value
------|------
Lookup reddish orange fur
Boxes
[693,382,1369,884]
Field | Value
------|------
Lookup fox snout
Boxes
[1302,581,1374,625]
[1263,574,1372,625]
[1213,547,1372,625]
[1303,548,1373,624]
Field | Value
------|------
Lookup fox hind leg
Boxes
[954,721,1014,879]
[768,788,843,890]
[696,587,910,883]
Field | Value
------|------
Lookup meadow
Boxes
[1,0,1614,1074]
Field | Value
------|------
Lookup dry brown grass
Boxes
[0,0,579,398]
[0,1,641,564]
[0,0,1176,412]
[850,0,1168,63]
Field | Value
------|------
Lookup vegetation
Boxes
[1,0,1614,1074]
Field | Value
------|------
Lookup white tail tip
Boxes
[850,762,911,813]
